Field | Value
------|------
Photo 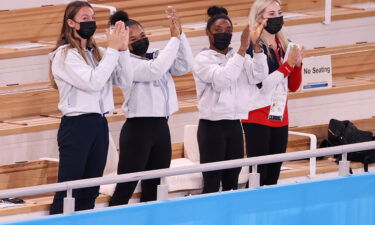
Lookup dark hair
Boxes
[109,10,142,27]
[206,6,232,30]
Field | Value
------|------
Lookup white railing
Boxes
[0,0,332,24]
[288,131,317,177]
[0,1,116,15]
[0,141,374,215]
[324,0,332,25]
[91,4,116,15]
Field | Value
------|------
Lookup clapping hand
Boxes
[166,6,182,38]
[107,21,129,51]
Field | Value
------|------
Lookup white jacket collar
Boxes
[199,47,235,57]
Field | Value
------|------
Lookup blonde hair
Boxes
[248,0,289,54]
[50,1,102,89]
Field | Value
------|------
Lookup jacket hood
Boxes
[48,45,69,62]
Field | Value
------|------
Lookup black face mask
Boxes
[76,21,96,39]
[131,38,150,56]
[212,33,232,51]
[264,16,284,34]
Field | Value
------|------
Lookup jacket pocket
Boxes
[213,89,233,115]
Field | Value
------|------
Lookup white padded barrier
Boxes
[100,124,251,197]
[103,133,119,176]
[182,125,249,185]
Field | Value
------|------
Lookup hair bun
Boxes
[207,6,228,18]
[110,11,129,25]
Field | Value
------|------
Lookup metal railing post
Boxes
[308,135,318,178]
[248,165,260,189]
[91,4,117,15]
[63,188,75,215]
[339,152,351,176]
[157,177,169,201]
[324,0,332,24]
[288,131,318,178]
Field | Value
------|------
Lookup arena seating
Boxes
[1,41,374,136]
[0,0,375,222]
[0,0,374,59]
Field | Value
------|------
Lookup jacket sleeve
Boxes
[169,33,194,76]
[243,52,269,84]
[288,64,302,92]
[193,52,245,92]
[259,61,295,94]
[133,37,180,82]
[53,47,120,91]
[112,50,134,89]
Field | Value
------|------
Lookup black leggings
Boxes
[50,114,109,215]
[197,119,244,194]
[109,117,172,206]
[242,123,288,186]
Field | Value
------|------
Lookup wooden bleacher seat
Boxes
[1,41,374,136]
[0,0,374,60]
[0,0,375,221]
[0,160,57,190]
[1,41,374,217]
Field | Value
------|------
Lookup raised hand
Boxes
[166,6,181,37]
[119,26,130,51]
[251,18,267,53]
[238,25,250,56]
[287,45,300,67]
[107,21,126,51]
[296,46,305,66]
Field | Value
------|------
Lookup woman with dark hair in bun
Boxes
[193,6,299,194]
[107,7,194,206]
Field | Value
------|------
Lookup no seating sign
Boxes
[301,55,332,91]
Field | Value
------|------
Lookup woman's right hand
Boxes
[286,45,300,67]
[107,21,126,51]
[119,26,130,51]
[238,25,251,56]
[166,6,181,38]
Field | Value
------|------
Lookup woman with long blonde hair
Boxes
[242,0,304,186]
[49,1,133,214]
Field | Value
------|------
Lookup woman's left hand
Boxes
[296,46,305,67]
[166,6,182,35]
[251,18,267,51]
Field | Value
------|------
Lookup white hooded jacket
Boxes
[49,46,133,116]
[120,33,194,118]
[193,48,269,121]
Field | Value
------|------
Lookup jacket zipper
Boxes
[86,50,105,114]
[159,78,169,118]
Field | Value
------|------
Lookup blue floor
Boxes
[6,173,375,225]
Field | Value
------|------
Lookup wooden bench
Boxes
[0,160,57,190]
[0,0,374,59]
[1,41,374,136]
[0,4,113,44]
